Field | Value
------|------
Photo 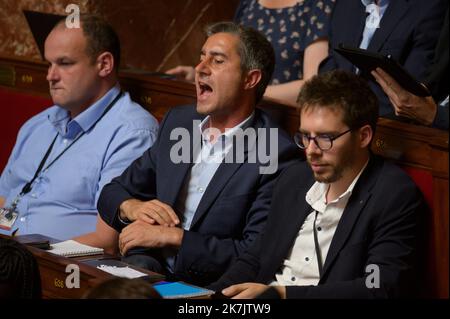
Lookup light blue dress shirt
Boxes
[359,0,390,49]
[0,85,159,240]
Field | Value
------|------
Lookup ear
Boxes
[243,69,262,91]
[358,125,373,149]
[96,52,115,77]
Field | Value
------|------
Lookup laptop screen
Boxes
[23,10,65,60]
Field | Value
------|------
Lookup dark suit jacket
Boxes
[425,8,449,103]
[210,156,425,298]
[98,105,300,285]
[320,0,446,116]
[426,8,449,130]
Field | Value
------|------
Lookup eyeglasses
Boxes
[294,128,353,151]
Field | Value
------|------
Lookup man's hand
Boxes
[0,196,5,208]
[371,68,437,125]
[119,220,184,255]
[119,199,180,227]
[221,283,273,299]
[165,65,195,82]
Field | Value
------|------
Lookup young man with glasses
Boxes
[209,70,426,298]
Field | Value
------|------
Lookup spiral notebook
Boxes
[49,240,104,257]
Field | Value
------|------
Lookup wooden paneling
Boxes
[0,56,448,298]
[0,0,239,72]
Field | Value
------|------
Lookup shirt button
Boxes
[197,187,204,193]
[305,257,310,262]
[291,277,296,282]
[20,217,26,222]
[63,139,68,144]
[317,227,322,231]
[31,193,37,198]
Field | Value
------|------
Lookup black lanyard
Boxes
[19,91,123,196]
[313,210,323,278]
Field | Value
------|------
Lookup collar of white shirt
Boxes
[198,111,255,146]
[306,159,370,213]
[361,0,389,7]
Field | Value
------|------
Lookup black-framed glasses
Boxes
[294,128,353,151]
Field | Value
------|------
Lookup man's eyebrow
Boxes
[200,49,227,59]
[57,56,73,61]
[299,130,340,135]
[45,56,73,63]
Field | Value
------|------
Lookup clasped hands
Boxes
[118,199,184,255]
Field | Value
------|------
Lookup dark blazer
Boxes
[210,156,426,298]
[320,0,446,116]
[425,7,449,103]
[426,8,449,130]
[98,105,300,285]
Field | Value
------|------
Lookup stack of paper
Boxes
[96,265,148,279]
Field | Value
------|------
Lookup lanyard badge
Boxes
[0,197,20,230]
[0,91,123,232]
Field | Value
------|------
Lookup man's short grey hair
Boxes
[206,21,275,104]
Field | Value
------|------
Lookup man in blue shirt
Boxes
[0,15,158,253]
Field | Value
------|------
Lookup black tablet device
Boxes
[15,233,52,250]
[334,44,430,97]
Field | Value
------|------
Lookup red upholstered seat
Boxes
[0,88,52,171]
[401,166,434,210]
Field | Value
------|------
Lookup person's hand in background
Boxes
[372,68,437,125]
[166,65,196,82]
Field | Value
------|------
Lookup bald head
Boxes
[53,15,120,71]
[44,17,117,117]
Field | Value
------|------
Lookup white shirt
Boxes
[272,160,369,286]
[165,112,254,271]
[175,112,255,230]
[359,0,390,50]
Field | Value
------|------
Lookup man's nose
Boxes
[305,138,322,155]
[195,59,211,77]
[46,65,59,82]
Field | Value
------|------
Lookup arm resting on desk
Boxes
[73,215,119,255]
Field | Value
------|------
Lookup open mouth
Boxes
[197,81,213,100]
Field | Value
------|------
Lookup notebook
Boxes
[49,240,104,257]
[152,281,214,299]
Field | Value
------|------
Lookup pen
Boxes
[11,228,19,237]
